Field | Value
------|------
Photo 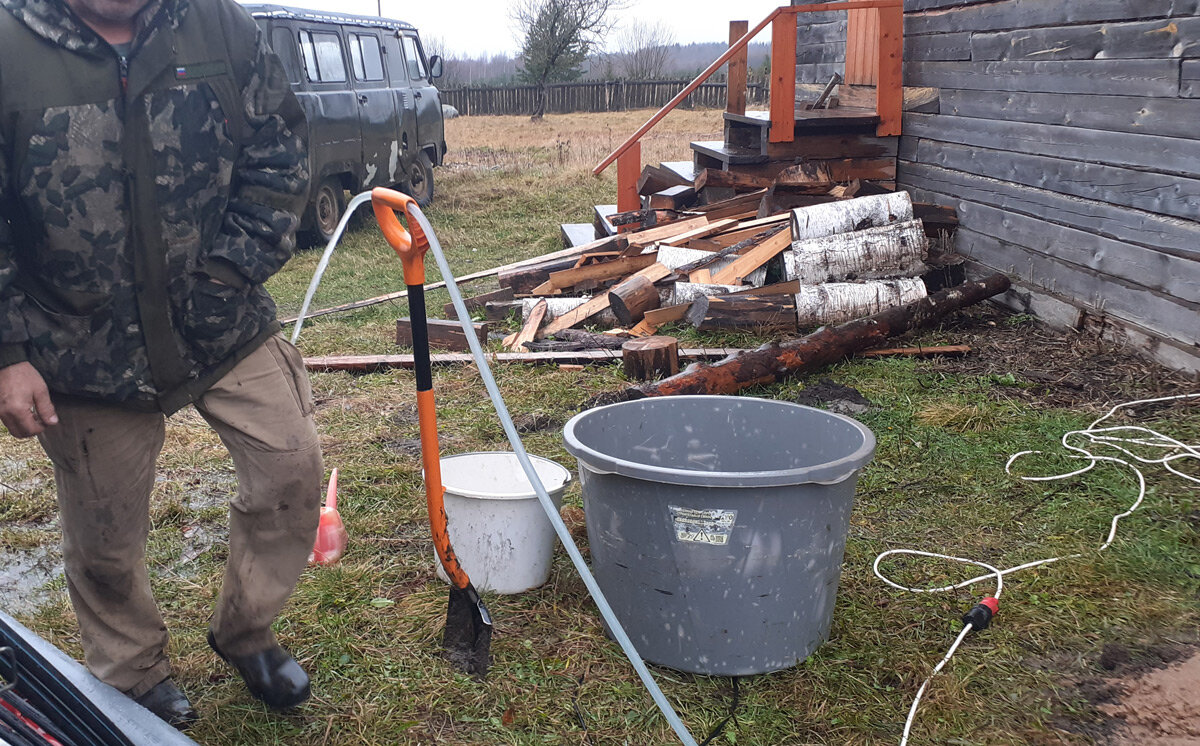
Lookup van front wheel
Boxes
[404,151,435,207]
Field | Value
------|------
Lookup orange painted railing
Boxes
[593,0,903,214]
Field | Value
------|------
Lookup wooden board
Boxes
[660,218,739,247]
[905,31,972,61]
[897,162,1200,259]
[968,16,1200,61]
[625,216,710,247]
[304,348,748,371]
[709,230,793,285]
[504,299,547,351]
[935,89,1200,141]
[903,112,1200,180]
[906,0,1175,36]
[396,318,489,352]
[1185,59,1200,98]
[539,263,671,336]
[910,139,1200,222]
[903,59,1180,97]
[543,253,657,291]
[958,228,1199,348]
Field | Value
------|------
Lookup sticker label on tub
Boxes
[669,506,737,545]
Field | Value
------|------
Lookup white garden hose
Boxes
[875,392,1200,745]
[292,193,701,746]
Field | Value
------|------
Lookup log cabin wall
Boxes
[894,0,1200,374]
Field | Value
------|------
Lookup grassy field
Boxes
[2,110,1199,746]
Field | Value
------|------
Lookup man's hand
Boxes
[0,362,58,438]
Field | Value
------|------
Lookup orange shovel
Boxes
[371,187,492,676]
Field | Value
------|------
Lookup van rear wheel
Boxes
[404,151,435,207]
[309,177,346,245]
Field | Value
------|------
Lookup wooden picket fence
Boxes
[440,80,769,116]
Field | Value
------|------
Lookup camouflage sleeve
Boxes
[206,27,309,287]
[0,128,30,368]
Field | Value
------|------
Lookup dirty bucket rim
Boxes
[562,395,876,488]
[438,451,572,500]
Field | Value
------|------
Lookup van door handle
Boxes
[414,91,422,99]
[357,94,369,104]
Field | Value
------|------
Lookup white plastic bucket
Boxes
[435,452,572,594]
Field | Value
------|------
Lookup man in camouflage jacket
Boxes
[0,0,322,725]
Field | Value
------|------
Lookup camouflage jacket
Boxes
[0,0,308,413]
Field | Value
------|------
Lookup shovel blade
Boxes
[443,584,492,677]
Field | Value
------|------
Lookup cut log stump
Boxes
[621,336,680,381]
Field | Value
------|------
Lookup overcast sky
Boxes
[269,0,788,57]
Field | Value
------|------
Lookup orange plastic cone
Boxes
[310,468,348,565]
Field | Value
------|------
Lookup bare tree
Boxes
[615,21,675,80]
[512,0,622,119]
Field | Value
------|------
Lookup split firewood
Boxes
[621,336,680,381]
[539,253,658,294]
[685,294,797,332]
[519,297,618,327]
[498,255,581,294]
[828,179,861,200]
[795,278,928,326]
[503,299,547,351]
[672,224,787,276]
[785,220,929,284]
[540,263,671,337]
[693,189,768,221]
[658,245,768,287]
[586,274,1011,405]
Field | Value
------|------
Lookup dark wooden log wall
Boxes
[895,0,1200,374]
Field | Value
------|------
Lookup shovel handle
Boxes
[371,187,430,286]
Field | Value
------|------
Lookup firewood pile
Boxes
[470,178,960,354]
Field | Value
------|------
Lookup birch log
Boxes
[587,274,1011,404]
[786,220,929,284]
[790,191,913,240]
[795,278,927,326]
[521,297,618,327]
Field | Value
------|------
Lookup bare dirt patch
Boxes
[1100,649,1200,745]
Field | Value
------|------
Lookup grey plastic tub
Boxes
[563,395,875,676]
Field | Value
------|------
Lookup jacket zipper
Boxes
[119,54,129,93]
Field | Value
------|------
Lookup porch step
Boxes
[593,204,618,237]
[690,140,769,167]
[659,161,697,184]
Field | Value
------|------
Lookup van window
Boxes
[270,26,302,84]
[298,30,347,83]
[350,33,385,82]
[400,35,427,81]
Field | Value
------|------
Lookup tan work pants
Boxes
[37,335,323,697]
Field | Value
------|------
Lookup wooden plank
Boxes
[959,201,1200,304]
[727,20,749,115]
[304,348,748,371]
[396,318,490,352]
[504,299,547,351]
[903,112,1200,179]
[958,228,1199,348]
[905,31,972,61]
[898,161,1200,260]
[969,17,1200,61]
[1185,60,1200,98]
[936,89,1200,140]
[845,7,879,86]
[539,263,671,336]
[543,253,657,291]
[911,139,1200,221]
[903,60,1181,97]
[709,229,794,285]
[769,12,797,144]
[443,287,514,319]
[661,218,739,246]
[626,216,710,247]
[905,0,1175,36]
[728,279,802,297]
[766,132,899,160]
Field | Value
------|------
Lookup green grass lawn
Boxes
[2,113,1198,745]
